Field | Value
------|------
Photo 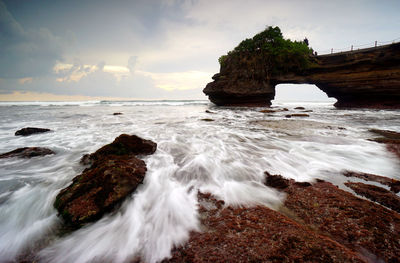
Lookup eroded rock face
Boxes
[54,134,157,227]
[204,43,400,108]
[0,147,54,158]
[15,127,51,136]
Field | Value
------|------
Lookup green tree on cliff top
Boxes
[219,26,313,74]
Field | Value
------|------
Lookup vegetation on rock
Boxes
[218,26,313,74]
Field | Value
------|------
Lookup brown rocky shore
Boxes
[166,172,400,263]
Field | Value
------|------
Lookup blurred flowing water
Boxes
[0,100,399,262]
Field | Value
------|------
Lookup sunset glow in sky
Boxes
[1,0,399,101]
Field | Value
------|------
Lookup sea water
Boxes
[0,100,399,262]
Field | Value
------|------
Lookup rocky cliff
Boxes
[204,43,400,108]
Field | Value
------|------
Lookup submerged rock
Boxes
[15,127,51,136]
[343,171,400,193]
[0,147,54,159]
[55,134,157,227]
[294,106,305,110]
[200,118,214,122]
[113,112,123,115]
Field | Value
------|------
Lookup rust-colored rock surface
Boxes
[55,134,157,227]
[167,193,364,263]
[345,181,400,213]
[0,147,54,159]
[204,43,400,108]
[343,170,400,193]
[275,176,400,262]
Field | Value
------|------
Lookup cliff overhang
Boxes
[204,43,400,108]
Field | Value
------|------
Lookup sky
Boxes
[0,0,399,101]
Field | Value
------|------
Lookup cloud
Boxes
[0,1,67,78]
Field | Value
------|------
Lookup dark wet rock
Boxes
[345,181,400,213]
[274,178,400,263]
[0,147,54,159]
[113,112,123,115]
[369,129,400,140]
[55,134,157,227]
[80,134,157,166]
[264,172,290,189]
[285,113,310,118]
[302,110,313,112]
[205,110,215,114]
[15,127,51,136]
[167,192,365,263]
[368,129,400,160]
[54,155,147,227]
[200,118,214,122]
[343,171,400,193]
[294,106,305,110]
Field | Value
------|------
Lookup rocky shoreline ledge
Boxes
[166,171,400,263]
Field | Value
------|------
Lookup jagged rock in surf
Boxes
[15,127,51,136]
[368,128,400,160]
[54,134,157,227]
[80,134,157,166]
[0,147,54,159]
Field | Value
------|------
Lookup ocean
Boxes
[0,100,399,262]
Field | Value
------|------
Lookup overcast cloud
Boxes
[0,0,399,101]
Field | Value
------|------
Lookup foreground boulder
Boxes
[0,147,54,159]
[54,134,157,227]
[15,127,51,136]
[81,134,157,165]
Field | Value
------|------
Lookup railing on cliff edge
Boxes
[316,37,400,56]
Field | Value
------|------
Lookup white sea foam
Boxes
[0,101,399,262]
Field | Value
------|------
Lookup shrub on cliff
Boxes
[219,26,313,74]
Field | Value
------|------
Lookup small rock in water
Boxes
[201,118,214,122]
[113,112,123,115]
[55,134,157,227]
[205,110,215,114]
[15,127,51,136]
[285,113,309,118]
[294,106,305,110]
[259,109,276,113]
[0,147,54,159]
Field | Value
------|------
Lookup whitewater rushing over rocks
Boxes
[0,100,399,262]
